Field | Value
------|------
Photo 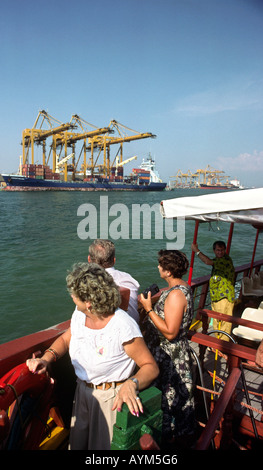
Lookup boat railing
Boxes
[188,329,262,449]
[195,366,242,450]
[196,308,263,336]
[190,259,263,322]
[187,259,263,449]
[188,304,263,449]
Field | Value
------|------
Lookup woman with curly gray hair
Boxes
[140,250,196,449]
[27,262,159,450]
[66,262,120,316]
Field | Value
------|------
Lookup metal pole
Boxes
[188,220,199,285]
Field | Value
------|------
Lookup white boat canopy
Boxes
[161,188,263,227]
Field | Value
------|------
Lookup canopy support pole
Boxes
[226,222,234,254]
[249,228,259,277]
[188,220,199,285]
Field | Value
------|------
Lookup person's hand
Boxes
[26,353,48,375]
[112,379,143,417]
[191,243,199,253]
[139,291,152,314]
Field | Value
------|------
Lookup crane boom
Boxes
[33,123,75,142]
[56,153,74,172]
[59,127,113,146]
[116,156,137,167]
[87,132,155,150]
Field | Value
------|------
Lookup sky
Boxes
[0,0,263,187]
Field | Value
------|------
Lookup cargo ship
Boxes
[199,183,240,190]
[170,165,244,190]
[2,156,167,191]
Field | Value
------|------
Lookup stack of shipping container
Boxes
[109,167,124,181]
[132,168,150,183]
[21,164,60,180]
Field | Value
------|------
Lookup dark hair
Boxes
[213,241,226,250]
[158,250,189,278]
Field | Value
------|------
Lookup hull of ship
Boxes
[199,183,239,190]
[2,175,166,191]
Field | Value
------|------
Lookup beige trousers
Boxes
[68,379,121,450]
[211,298,234,342]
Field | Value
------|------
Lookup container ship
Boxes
[2,156,166,191]
[199,181,243,190]
[1,111,167,191]
[170,165,244,190]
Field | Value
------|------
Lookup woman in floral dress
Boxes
[140,250,196,445]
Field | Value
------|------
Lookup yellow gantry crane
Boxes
[170,169,199,188]
[21,110,75,168]
[20,112,155,181]
[195,165,225,185]
[86,120,156,177]
[170,164,227,188]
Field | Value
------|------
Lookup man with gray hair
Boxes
[88,239,140,323]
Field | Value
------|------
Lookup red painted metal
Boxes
[226,222,234,254]
[0,320,70,377]
[196,368,241,450]
[188,330,257,363]
[198,308,263,332]
[188,220,199,285]
[249,229,260,277]
[140,433,160,450]
[0,363,51,411]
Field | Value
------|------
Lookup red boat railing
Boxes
[195,367,242,450]
[188,305,263,449]
[196,308,263,338]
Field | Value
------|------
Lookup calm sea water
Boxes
[0,188,260,343]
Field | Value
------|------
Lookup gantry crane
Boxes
[52,115,113,181]
[170,169,199,188]
[21,111,114,181]
[170,164,227,188]
[20,112,156,182]
[21,110,75,166]
[86,120,156,177]
[195,165,225,185]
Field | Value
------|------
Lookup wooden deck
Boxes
[190,337,263,421]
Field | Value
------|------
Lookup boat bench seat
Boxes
[241,274,263,297]
[232,307,263,343]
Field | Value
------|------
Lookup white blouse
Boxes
[69,308,142,384]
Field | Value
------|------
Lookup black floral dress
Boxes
[144,285,196,439]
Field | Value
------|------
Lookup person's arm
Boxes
[112,337,159,415]
[191,243,214,266]
[26,328,71,374]
[255,339,263,368]
[140,290,186,341]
